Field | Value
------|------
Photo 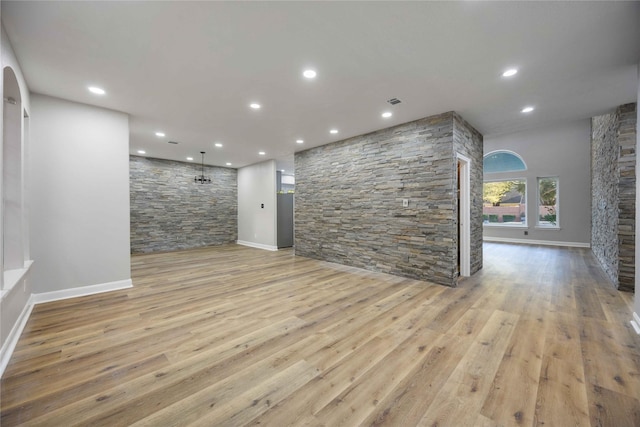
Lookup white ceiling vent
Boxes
[387,98,401,105]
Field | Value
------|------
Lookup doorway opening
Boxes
[457,154,471,277]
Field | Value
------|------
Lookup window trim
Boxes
[536,176,559,228]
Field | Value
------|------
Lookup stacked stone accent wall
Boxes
[294,111,483,287]
[130,156,237,253]
[617,104,637,290]
[591,103,636,292]
[453,113,484,275]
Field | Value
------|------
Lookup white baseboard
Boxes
[236,240,278,251]
[31,279,133,305]
[0,295,35,378]
[483,237,590,248]
[632,312,640,335]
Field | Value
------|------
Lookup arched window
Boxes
[483,150,526,173]
[483,150,527,226]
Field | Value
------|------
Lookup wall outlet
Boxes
[524,230,528,236]
[402,199,409,207]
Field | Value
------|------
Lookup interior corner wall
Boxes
[29,94,131,294]
[129,156,237,253]
[237,160,277,249]
[591,103,637,292]
[295,112,471,287]
[453,113,484,275]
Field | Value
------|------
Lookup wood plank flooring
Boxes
[1,242,639,426]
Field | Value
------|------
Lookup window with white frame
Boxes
[484,150,526,173]
[483,151,527,227]
[537,177,558,227]
[483,179,527,226]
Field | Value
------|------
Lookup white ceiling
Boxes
[3,1,639,173]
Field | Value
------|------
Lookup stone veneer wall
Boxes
[591,103,637,292]
[294,111,483,287]
[130,156,237,253]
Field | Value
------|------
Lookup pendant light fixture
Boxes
[194,151,211,184]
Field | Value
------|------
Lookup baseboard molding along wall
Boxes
[0,278,133,377]
[0,297,35,377]
[483,236,591,248]
[30,279,132,305]
[236,240,278,251]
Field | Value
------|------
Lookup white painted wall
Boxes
[29,94,131,293]
[237,160,277,250]
[483,119,592,246]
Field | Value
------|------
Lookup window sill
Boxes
[534,226,561,231]
[1,260,33,300]
[483,224,528,230]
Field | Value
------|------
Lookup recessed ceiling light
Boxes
[258,151,266,155]
[382,112,392,118]
[214,143,223,147]
[226,162,232,166]
[281,169,286,173]
[502,68,518,77]
[330,129,338,134]
[521,106,535,113]
[155,131,165,137]
[88,86,105,95]
[250,103,261,109]
[296,139,304,144]
[303,69,317,79]
[187,157,194,161]
[137,150,146,154]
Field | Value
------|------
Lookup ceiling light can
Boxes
[88,86,106,95]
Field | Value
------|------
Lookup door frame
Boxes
[457,153,471,277]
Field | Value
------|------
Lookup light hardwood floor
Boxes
[1,243,639,426]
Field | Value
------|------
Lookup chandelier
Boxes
[194,151,211,184]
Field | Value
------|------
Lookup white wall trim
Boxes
[483,236,590,248]
[236,240,278,251]
[456,153,471,277]
[0,260,33,300]
[0,295,35,378]
[631,312,640,335]
[31,279,133,305]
